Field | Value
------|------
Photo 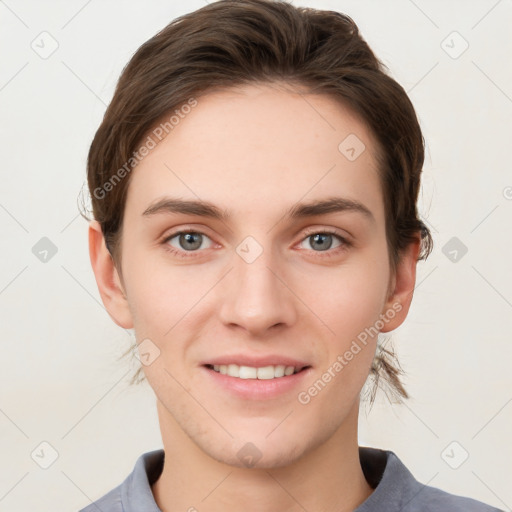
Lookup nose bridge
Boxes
[218,236,297,334]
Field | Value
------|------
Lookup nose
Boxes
[217,243,298,337]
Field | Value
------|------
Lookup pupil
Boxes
[180,232,202,250]
[311,233,332,251]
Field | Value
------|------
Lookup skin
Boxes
[89,82,420,512]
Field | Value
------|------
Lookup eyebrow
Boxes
[142,196,374,223]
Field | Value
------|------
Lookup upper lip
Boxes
[202,354,311,369]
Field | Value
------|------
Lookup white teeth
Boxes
[228,364,240,377]
[210,363,301,379]
[257,366,275,380]
[239,366,257,379]
[274,365,285,378]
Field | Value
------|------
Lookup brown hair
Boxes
[82,0,433,403]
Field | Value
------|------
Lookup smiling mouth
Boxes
[204,363,310,380]
[205,364,310,380]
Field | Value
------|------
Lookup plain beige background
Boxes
[0,1,511,510]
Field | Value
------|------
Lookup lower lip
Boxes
[201,366,312,400]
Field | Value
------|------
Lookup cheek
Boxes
[296,262,389,412]
[300,257,390,341]
[123,255,196,336]
[128,286,169,334]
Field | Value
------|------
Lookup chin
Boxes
[194,426,316,470]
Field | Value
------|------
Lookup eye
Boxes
[164,231,214,253]
[161,228,350,259]
[298,230,349,253]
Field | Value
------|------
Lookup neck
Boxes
[152,400,374,512]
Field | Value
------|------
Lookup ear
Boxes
[380,238,421,333]
[88,220,134,329]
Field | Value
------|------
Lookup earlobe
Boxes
[88,220,134,329]
[380,239,421,333]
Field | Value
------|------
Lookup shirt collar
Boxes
[120,446,418,512]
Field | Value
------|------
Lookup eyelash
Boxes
[161,228,351,260]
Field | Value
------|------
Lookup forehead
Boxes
[124,82,384,224]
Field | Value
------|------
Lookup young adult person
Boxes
[82,1,502,510]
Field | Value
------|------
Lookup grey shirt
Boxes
[79,447,503,511]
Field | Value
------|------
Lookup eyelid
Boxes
[161,225,349,243]
[161,224,216,241]
[166,230,214,248]
[298,226,351,243]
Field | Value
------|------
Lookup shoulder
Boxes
[358,447,503,512]
[407,483,504,512]
[78,484,123,512]
[78,449,165,512]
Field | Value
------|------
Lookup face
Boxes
[93,82,414,469]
